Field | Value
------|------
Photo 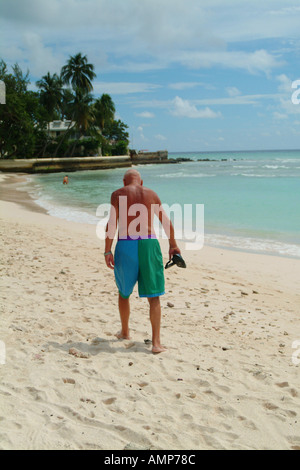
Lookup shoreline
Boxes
[0,173,47,214]
[0,172,299,450]
[1,171,299,261]
[1,171,299,319]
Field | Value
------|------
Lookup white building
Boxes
[47,120,76,138]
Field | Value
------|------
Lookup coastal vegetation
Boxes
[0,53,129,159]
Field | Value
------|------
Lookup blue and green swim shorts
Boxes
[114,235,165,299]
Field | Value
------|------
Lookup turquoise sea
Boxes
[24,149,300,258]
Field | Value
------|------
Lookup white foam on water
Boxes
[35,196,100,225]
[204,233,300,259]
[263,165,289,169]
[157,172,215,178]
[30,192,300,259]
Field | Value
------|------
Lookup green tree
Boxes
[0,61,47,159]
[61,88,75,120]
[57,53,96,157]
[36,72,63,121]
[93,93,115,131]
[60,53,96,97]
[66,92,96,156]
[36,72,64,156]
[103,119,129,144]
[0,55,130,159]
[102,119,130,156]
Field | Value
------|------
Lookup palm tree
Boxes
[36,72,63,156]
[94,94,116,132]
[36,72,63,121]
[60,53,96,96]
[65,92,95,157]
[54,53,96,157]
[73,93,95,134]
[50,88,77,157]
[61,88,75,121]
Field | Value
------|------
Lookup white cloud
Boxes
[226,87,241,97]
[136,111,155,118]
[269,6,300,16]
[155,134,167,141]
[1,31,64,78]
[273,112,288,119]
[132,93,282,115]
[169,82,201,90]
[212,1,300,42]
[22,32,63,76]
[178,49,284,74]
[136,126,148,141]
[169,82,216,91]
[93,82,160,96]
[171,96,222,119]
[277,74,293,93]
[0,0,291,77]
[3,0,300,43]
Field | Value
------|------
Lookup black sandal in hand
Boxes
[165,254,187,269]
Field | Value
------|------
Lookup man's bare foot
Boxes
[115,330,131,340]
[152,345,167,354]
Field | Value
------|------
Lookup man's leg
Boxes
[148,297,167,353]
[116,293,131,339]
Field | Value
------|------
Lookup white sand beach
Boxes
[0,173,299,450]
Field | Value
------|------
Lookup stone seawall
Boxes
[0,152,171,173]
[130,150,168,164]
[0,156,131,173]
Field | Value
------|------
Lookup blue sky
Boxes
[1,0,300,152]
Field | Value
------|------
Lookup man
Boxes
[63,175,69,185]
[104,169,181,354]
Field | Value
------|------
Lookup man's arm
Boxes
[154,195,181,259]
[104,191,119,269]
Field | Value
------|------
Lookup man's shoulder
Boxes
[111,187,125,196]
[143,186,160,202]
[111,185,160,204]
[110,187,124,204]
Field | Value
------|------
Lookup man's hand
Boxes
[105,253,115,270]
[169,245,181,260]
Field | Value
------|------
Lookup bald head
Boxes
[123,169,143,186]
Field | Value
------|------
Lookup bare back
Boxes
[112,184,160,238]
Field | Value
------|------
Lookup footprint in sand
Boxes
[287,435,300,451]
[276,382,289,388]
[263,402,279,411]
[238,416,258,431]
[138,382,149,388]
[80,397,96,404]
[103,397,116,405]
